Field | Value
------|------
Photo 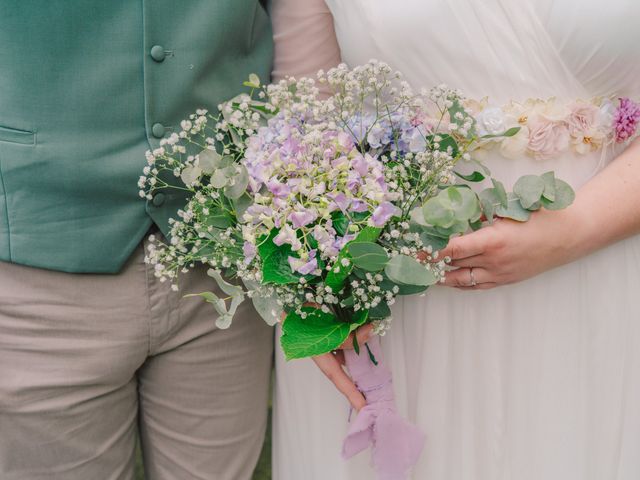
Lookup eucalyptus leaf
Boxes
[198,149,223,174]
[448,186,482,222]
[479,188,501,223]
[541,171,557,202]
[210,169,229,188]
[423,197,455,228]
[347,242,389,272]
[385,254,438,287]
[495,193,532,222]
[491,178,509,208]
[419,231,450,251]
[513,175,545,210]
[224,165,249,199]
[541,178,575,210]
[180,165,202,186]
[242,279,282,326]
[232,194,252,220]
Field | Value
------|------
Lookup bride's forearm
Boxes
[568,139,640,258]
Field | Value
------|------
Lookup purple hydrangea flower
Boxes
[289,208,317,229]
[371,201,401,227]
[613,98,640,143]
[243,242,257,264]
[288,250,318,275]
[273,224,302,251]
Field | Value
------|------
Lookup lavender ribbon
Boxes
[342,338,425,480]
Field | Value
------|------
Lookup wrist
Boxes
[557,199,600,263]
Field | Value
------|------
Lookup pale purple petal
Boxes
[289,208,317,229]
[243,242,256,264]
[371,202,401,227]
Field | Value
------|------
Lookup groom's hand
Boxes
[311,324,374,412]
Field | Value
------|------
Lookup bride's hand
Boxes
[311,324,374,412]
[438,207,582,289]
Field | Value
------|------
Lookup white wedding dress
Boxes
[272,1,640,479]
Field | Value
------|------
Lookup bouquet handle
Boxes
[342,338,425,480]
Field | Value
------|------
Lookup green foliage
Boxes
[384,254,438,287]
[455,170,486,182]
[368,301,391,319]
[540,178,575,210]
[325,227,382,293]
[203,207,234,229]
[480,126,521,139]
[331,211,350,236]
[347,242,389,272]
[495,194,532,222]
[258,230,299,285]
[513,175,545,209]
[280,307,368,360]
[185,270,246,329]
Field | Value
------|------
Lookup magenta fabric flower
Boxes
[613,98,640,143]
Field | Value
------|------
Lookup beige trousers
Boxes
[0,237,273,480]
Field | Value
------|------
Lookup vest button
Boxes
[152,123,165,138]
[150,45,166,62]
[152,192,166,207]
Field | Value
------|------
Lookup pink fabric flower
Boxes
[527,116,570,161]
[613,98,640,143]
[567,102,599,138]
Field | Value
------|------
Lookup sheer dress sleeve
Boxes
[271,0,341,94]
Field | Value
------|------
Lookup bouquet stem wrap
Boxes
[342,338,425,480]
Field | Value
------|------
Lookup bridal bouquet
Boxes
[140,61,575,478]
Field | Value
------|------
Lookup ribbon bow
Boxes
[342,339,425,480]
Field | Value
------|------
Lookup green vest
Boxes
[0,1,272,273]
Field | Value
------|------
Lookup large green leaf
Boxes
[331,211,349,236]
[258,230,299,284]
[384,254,438,286]
[347,242,389,272]
[280,307,368,360]
[325,227,382,293]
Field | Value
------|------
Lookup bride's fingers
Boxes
[442,267,492,288]
[312,353,366,411]
[339,323,374,350]
[438,231,487,262]
[449,254,486,268]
